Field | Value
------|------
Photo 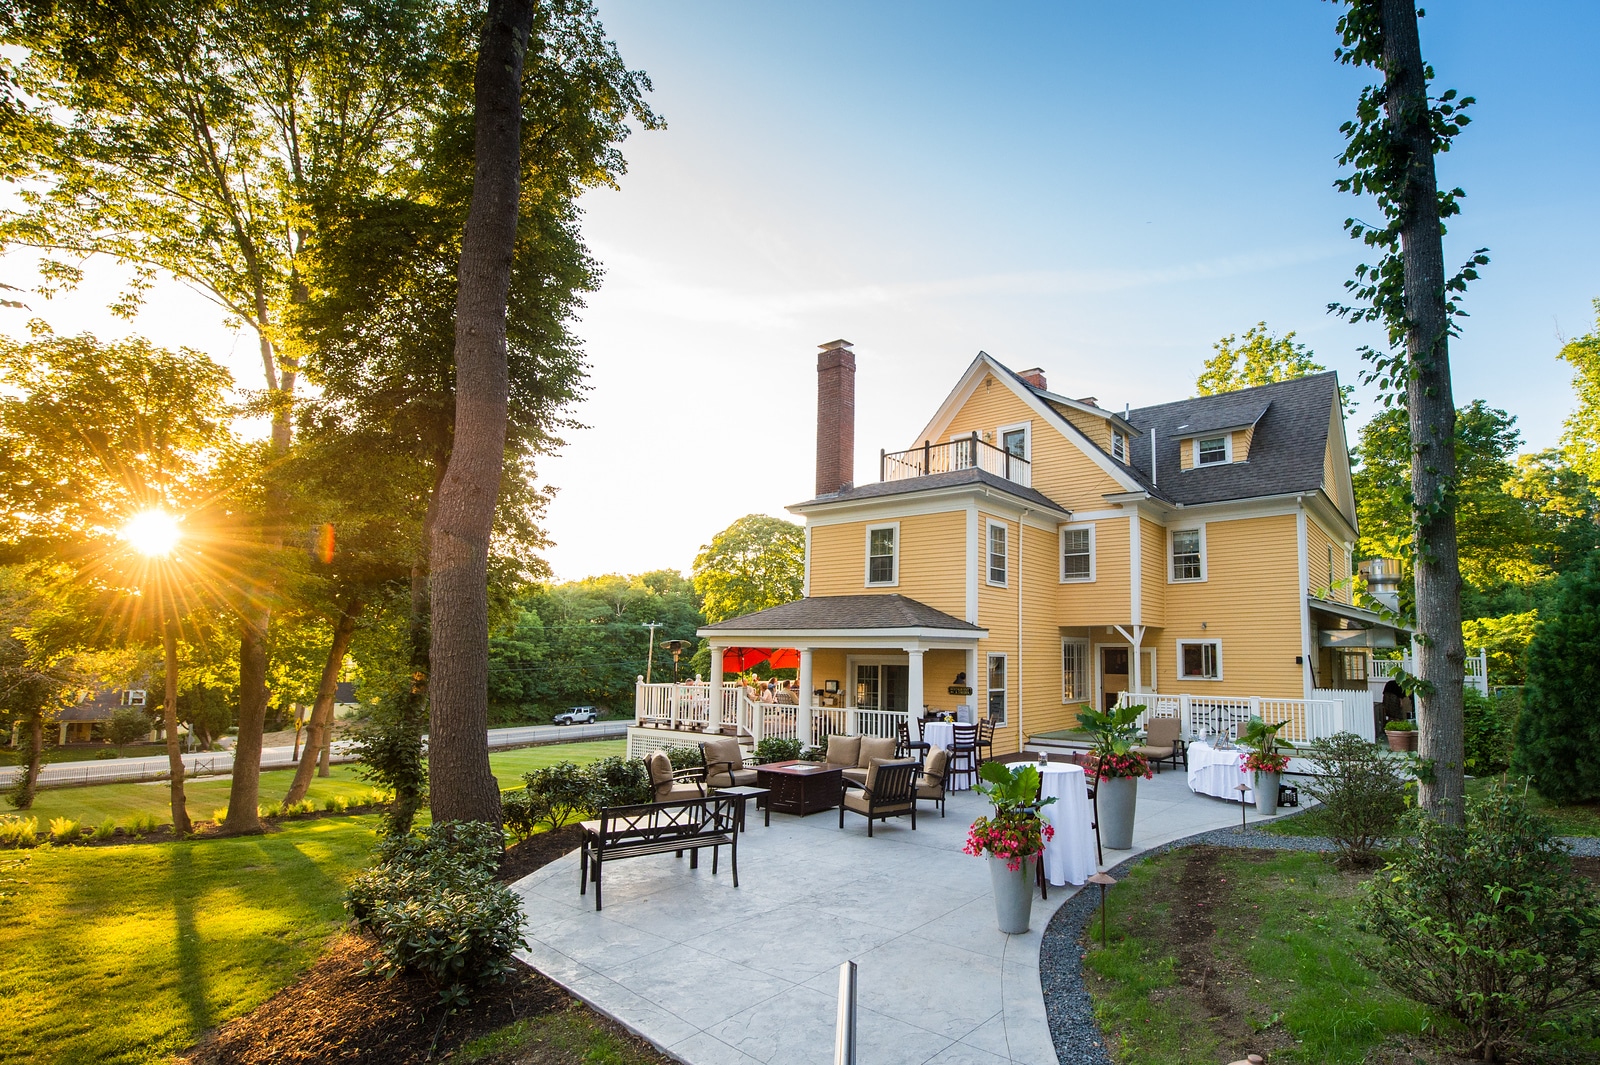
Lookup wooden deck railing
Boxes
[881,433,1031,487]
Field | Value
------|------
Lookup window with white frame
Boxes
[1196,435,1229,465]
[1062,639,1090,701]
[1111,430,1127,462]
[866,523,898,586]
[1339,649,1368,684]
[1171,527,1204,581]
[1061,525,1094,582]
[1177,639,1221,680]
[123,690,147,707]
[987,653,1008,724]
[987,520,1008,586]
[1327,544,1335,588]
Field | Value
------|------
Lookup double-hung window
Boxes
[1111,430,1127,462]
[1177,639,1221,680]
[1061,525,1094,582]
[1171,528,1203,581]
[1196,435,1229,465]
[866,524,898,586]
[1062,639,1090,702]
[987,521,1008,586]
[987,654,1008,725]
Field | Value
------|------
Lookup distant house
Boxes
[333,681,362,719]
[56,687,158,745]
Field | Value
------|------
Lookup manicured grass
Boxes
[12,740,626,828]
[1466,774,1600,836]
[459,1007,672,1065]
[0,816,380,1065]
[1084,847,1437,1064]
[0,743,171,766]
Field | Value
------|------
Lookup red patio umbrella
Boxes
[766,648,800,670]
[718,647,801,672]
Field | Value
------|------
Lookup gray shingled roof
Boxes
[791,467,1069,514]
[1120,372,1338,506]
[702,594,983,633]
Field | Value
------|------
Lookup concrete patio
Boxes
[511,768,1276,1065]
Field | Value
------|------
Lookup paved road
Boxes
[0,719,628,789]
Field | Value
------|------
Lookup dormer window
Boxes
[1196,435,1230,465]
[1111,430,1127,462]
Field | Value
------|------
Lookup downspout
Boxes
[1018,507,1030,744]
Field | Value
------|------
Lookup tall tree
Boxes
[1195,322,1328,396]
[1558,299,1600,483]
[1331,0,1487,823]
[692,515,806,625]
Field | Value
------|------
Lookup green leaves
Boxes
[692,515,805,626]
[974,760,1055,814]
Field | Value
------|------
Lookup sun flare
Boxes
[121,510,182,558]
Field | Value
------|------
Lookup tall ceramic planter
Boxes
[1099,775,1137,850]
[988,855,1036,933]
[1255,771,1280,816]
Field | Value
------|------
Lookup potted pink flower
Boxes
[963,762,1056,933]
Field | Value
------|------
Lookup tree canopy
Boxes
[692,515,805,625]
[1195,322,1327,396]
[1559,300,1600,484]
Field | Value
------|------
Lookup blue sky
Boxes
[4,2,1597,580]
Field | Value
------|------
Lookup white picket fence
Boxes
[1116,689,1372,745]
[1370,651,1488,695]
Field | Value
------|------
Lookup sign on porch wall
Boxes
[948,685,974,695]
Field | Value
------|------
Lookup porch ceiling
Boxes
[1308,595,1410,633]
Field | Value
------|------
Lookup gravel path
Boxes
[1036,810,1600,1064]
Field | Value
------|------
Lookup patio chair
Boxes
[701,736,758,789]
[896,719,930,762]
[843,736,898,788]
[838,759,919,836]
[947,722,979,791]
[823,734,861,772]
[645,750,706,803]
[915,747,948,817]
[1134,716,1185,774]
[976,718,996,764]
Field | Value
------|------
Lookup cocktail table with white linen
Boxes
[1037,762,1097,886]
[1187,739,1254,803]
[921,721,971,790]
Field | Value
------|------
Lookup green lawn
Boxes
[1466,774,1600,836]
[0,743,171,767]
[10,740,626,830]
[1085,847,1437,1064]
[0,816,380,1065]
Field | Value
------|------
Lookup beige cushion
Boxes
[826,735,861,767]
[843,790,873,814]
[702,736,744,771]
[646,750,673,787]
[842,767,868,787]
[857,736,897,769]
[1144,717,1180,747]
[1134,745,1174,760]
[706,766,759,789]
[923,748,949,778]
[916,776,944,799]
[660,782,702,802]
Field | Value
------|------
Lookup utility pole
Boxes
[643,622,663,685]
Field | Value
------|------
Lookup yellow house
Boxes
[660,342,1403,759]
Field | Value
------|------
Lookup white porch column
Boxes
[708,646,724,733]
[907,648,925,730]
[797,648,814,747]
[966,646,979,720]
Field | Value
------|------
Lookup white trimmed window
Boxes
[1111,430,1128,462]
[122,690,147,707]
[1062,639,1090,702]
[1196,435,1231,465]
[1060,524,1095,582]
[1177,639,1222,681]
[1170,527,1205,582]
[987,653,1008,725]
[866,523,898,586]
[987,520,1008,586]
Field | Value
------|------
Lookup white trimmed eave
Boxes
[695,626,989,648]
[790,481,1068,532]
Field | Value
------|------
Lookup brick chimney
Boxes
[816,339,855,496]
[1018,367,1047,390]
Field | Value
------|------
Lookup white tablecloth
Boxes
[1187,740,1253,803]
[1038,763,1098,887]
[921,722,971,790]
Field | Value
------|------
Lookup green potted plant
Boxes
[963,761,1056,933]
[1238,715,1294,816]
[1384,718,1418,753]
[1075,703,1151,852]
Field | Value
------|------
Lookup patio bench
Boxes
[579,794,739,911]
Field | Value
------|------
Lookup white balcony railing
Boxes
[1371,651,1488,695]
[881,433,1031,488]
[1116,691,1368,744]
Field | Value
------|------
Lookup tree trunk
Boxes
[14,711,43,810]
[163,619,190,834]
[426,0,533,828]
[284,600,363,805]
[1380,0,1466,824]
[223,615,270,832]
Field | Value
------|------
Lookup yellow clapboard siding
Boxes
[1055,404,1112,451]
[943,374,1124,511]
[1140,516,1166,626]
[808,511,967,616]
[1156,513,1303,698]
[1056,516,1129,625]
[1305,516,1352,604]
[1236,425,1253,462]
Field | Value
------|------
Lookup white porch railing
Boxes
[636,680,907,748]
[1116,691,1363,745]
[1370,650,1488,695]
[811,707,908,742]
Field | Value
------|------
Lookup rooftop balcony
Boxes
[879,433,1031,487]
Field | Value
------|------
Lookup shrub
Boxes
[501,788,539,843]
[584,755,650,809]
[258,802,283,820]
[754,737,801,764]
[1360,782,1600,1060]
[333,794,350,812]
[94,748,118,760]
[349,696,429,835]
[92,818,116,841]
[664,745,704,770]
[1302,732,1406,869]
[124,813,159,836]
[520,761,589,829]
[1515,555,1600,801]
[800,744,827,763]
[346,821,524,1005]
[1463,688,1513,776]
[47,817,80,843]
[212,807,229,823]
[0,816,38,847]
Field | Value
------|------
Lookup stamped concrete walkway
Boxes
[512,769,1266,1065]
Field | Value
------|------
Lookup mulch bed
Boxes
[182,826,670,1065]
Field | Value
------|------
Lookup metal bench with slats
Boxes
[578,795,739,911]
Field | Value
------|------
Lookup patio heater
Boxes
[662,640,689,682]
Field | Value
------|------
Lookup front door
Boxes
[1100,647,1128,712]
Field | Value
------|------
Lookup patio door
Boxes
[1099,647,1128,711]
[854,663,908,712]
